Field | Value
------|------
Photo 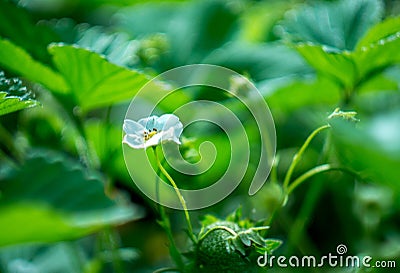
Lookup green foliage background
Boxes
[0,0,399,272]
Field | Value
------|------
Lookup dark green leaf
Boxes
[278,0,383,50]
[115,0,238,67]
[231,236,246,256]
[0,150,143,247]
[238,233,251,247]
[0,0,60,64]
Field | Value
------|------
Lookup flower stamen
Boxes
[144,128,158,141]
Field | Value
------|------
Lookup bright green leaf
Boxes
[48,44,151,111]
[0,92,38,117]
[353,35,400,82]
[0,71,39,116]
[357,16,400,49]
[0,38,68,93]
[0,150,143,247]
[295,37,400,93]
[295,44,356,88]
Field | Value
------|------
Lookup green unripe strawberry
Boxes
[184,209,281,273]
[194,221,257,273]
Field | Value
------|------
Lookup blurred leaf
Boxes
[84,119,130,183]
[0,0,60,64]
[204,42,311,82]
[255,239,282,255]
[239,1,296,43]
[48,19,140,68]
[115,0,238,68]
[357,16,400,48]
[0,243,85,273]
[356,73,399,94]
[353,34,400,82]
[331,111,400,191]
[49,44,150,111]
[199,215,219,228]
[75,26,139,68]
[265,76,341,113]
[0,150,143,247]
[0,38,68,93]
[278,0,383,50]
[0,71,39,116]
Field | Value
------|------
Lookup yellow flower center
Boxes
[144,128,158,141]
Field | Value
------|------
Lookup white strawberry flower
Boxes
[123,114,183,149]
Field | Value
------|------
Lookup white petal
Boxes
[123,119,145,136]
[156,114,183,136]
[138,116,157,130]
[160,127,181,144]
[123,134,145,149]
[144,133,163,147]
[173,122,183,138]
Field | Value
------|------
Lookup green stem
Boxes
[198,226,238,243]
[153,147,196,243]
[282,124,331,191]
[155,165,184,270]
[153,268,181,273]
[286,164,355,195]
[285,130,333,256]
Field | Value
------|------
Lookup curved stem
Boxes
[282,124,331,191]
[153,147,196,243]
[155,166,184,270]
[198,226,238,243]
[287,164,360,195]
[153,268,181,273]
